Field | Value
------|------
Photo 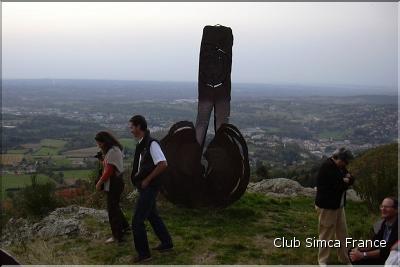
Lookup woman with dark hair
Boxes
[95,131,129,243]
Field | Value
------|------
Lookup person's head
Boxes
[380,197,398,221]
[331,147,354,168]
[94,131,123,153]
[129,115,147,139]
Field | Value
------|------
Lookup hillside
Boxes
[2,193,374,265]
[349,143,398,209]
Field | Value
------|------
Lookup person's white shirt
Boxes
[385,241,399,267]
[103,146,124,191]
[137,138,166,172]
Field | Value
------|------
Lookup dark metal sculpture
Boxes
[195,25,233,148]
[160,25,250,208]
[0,249,20,265]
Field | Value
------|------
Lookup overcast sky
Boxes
[2,2,398,89]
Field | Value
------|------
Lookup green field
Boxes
[51,156,73,168]
[1,173,53,198]
[31,139,67,156]
[33,147,60,156]
[1,138,96,196]
[60,170,92,180]
[120,138,136,150]
[0,169,92,198]
[4,193,375,265]
[40,139,67,148]
[6,149,29,154]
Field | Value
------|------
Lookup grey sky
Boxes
[2,2,398,89]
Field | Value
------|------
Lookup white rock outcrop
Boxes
[1,205,108,246]
[247,178,362,202]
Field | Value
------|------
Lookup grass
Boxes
[51,156,73,168]
[120,138,137,150]
[31,139,68,156]
[40,139,67,148]
[4,193,375,265]
[33,147,60,156]
[0,169,91,199]
[1,173,53,198]
[60,170,92,180]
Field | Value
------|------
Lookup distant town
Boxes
[1,79,398,195]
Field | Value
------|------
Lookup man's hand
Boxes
[96,181,103,191]
[349,248,363,262]
[140,161,167,189]
[141,178,150,189]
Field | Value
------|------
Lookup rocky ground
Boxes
[1,205,109,247]
[1,178,362,248]
[0,178,369,266]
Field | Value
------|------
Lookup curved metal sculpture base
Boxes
[160,121,250,208]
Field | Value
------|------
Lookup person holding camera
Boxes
[95,131,129,244]
[315,147,355,265]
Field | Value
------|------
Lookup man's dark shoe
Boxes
[133,255,152,263]
[152,243,173,252]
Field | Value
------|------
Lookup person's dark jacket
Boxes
[315,157,355,209]
[372,218,399,264]
[131,130,163,190]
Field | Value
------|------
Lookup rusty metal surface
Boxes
[160,122,250,208]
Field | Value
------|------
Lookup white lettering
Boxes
[273,237,301,248]
[274,238,282,248]
[305,237,340,248]
[345,238,387,248]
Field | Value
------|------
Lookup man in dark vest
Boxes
[129,115,173,263]
[315,147,355,265]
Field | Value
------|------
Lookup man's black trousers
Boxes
[132,186,173,257]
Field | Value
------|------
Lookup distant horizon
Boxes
[2,77,397,92]
[3,78,397,97]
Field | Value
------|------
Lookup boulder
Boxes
[1,205,108,246]
[247,178,315,197]
[346,189,362,202]
[247,178,363,202]
[37,218,80,238]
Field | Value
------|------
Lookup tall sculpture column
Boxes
[195,25,233,148]
[160,25,249,208]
